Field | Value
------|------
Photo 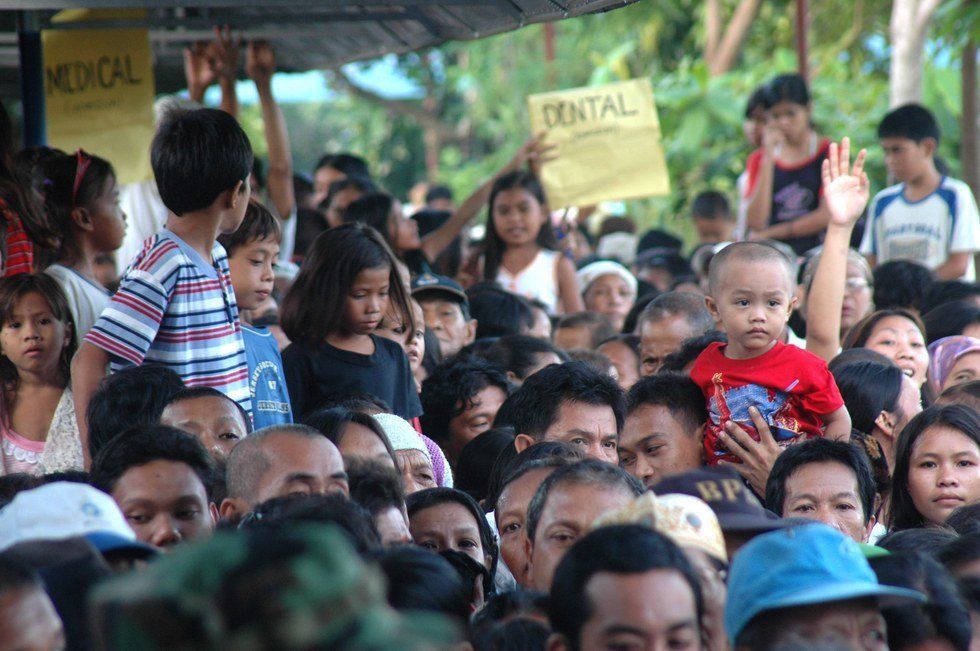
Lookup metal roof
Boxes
[1,1,636,96]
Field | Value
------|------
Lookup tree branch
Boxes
[705,0,721,66]
[709,0,763,76]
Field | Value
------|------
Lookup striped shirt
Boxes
[1,196,34,277]
[86,230,252,414]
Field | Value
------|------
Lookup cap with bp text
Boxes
[411,273,468,305]
[724,523,925,644]
[652,466,789,533]
[0,482,157,559]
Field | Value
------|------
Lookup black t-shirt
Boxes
[282,334,422,421]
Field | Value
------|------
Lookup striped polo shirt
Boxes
[86,229,252,415]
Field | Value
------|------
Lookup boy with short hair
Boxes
[690,241,850,465]
[692,190,736,244]
[73,108,254,458]
[860,103,980,281]
[218,201,292,430]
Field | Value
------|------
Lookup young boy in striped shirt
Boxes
[72,108,254,464]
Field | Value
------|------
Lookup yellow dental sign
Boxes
[43,9,155,185]
[528,78,670,208]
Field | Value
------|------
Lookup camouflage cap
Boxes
[89,524,458,650]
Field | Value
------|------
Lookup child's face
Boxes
[492,188,546,247]
[706,258,797,359]
[693,216,735,244]
[583,274,636,332]
[769,100,810,144]
[228,237,279,312]
[344,266,390,336]
[406,300,425,372]
[88,175,127,254]
[743,106,767,148]
[880,136,935,183]
[0,291,71,378]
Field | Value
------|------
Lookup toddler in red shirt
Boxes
[690,242,851,464]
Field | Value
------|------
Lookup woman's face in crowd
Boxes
[339,422,395,469]
[410,502,489,569]
[944,351,980,391]
[583,274,635,332]
[907,425,980,526]
[396,449,437,494]
[841,261,873,334]
[325,186,362,227]
[598,340,640,390]
[888,374,923,438]
[769,99,810,144]
[495,467,553,586]
[389,202,421,253]
[863,316,929,386]
[528,306,552,340]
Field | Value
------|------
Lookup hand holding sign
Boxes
[527,79,670,208]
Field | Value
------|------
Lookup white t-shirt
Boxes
[117,179,168,276]
[859,176,980,280]
[44,264,111,341]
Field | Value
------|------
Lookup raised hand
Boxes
[246,40,277,87]
[210,25,242,82]
[183,41,217,101]
[505,132,558,177]
[821,136,869,227]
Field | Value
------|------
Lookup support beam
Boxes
[16,10,45,147]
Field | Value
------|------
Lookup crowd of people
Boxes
[0,31,979,651]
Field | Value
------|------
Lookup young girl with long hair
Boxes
[0,274,81,474]
[280,223,420,421]
[480,171,582,315]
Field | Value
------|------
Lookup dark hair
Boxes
[346,457,405,517]
[495,361,625,442]
[151,108,253,216]
[526,459,643,543]
[869,552,970,651]
[744,85,770,117]
[378,545,471,626]
[832,360,906,435]
[292,208,328,261]
[217,200,282,256]
[842,308,927,351]
[164,386,252,435]
[467,284,536,340]
[315,152,370,180]
[0,99,57,253]
[549,525,703,649]
[241,493,380,554]
[765,438,876,523]
[0,555,42,594]
[39,150,117,263]
[482,335,568,382]
[660,330,728,372]
[872,260,934,311]
[0,275,76,412]
[455,428,517,503]
[484,441,584,514]
[90,425,216,499]
[938,532,980,572]
[827,347,894,373]
[691,190,731,221]
[470,589,548,634]
[319,175,377,214]
[621,292,659,334]
[877,527,958,556]
[0,472,42,509]
[944,501,980,535]
[419,357,511,452]
[342,192,397,250]
[314,391,391,415]
[877,103,941,144]
[471,618,550,651]
[280,223,412,345]
[302,406,396,466]
[889,404,980,530]
[86,365,184,459]
[555,312,617,349]
[923,300,980,345]
[626,372,708,433]
[638,290,714,335]
[424,185,453,204]
[920,281,980,315]
[406,487,499,580]
[766,73,810,107]
[482,171,554,282]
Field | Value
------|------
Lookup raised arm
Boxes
[211,26,241,119]
[806,137,869,362]
[745,125,782,232]
[70,342,111,468]
[419,137,556,262]
[247,41,294,220]
[183,41,217,104]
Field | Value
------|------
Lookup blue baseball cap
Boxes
[724,523,924,644]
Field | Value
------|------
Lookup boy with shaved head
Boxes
[691,241,850,465]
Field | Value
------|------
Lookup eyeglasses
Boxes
[71,149,92,209]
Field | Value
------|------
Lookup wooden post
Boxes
[795,0,809,81]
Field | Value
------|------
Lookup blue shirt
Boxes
[242,324,292,430]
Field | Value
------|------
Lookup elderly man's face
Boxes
[781,461,873,543]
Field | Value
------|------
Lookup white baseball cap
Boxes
[0,482,156,558]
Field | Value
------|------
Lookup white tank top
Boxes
[496,249,560,314]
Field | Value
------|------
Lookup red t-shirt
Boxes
[690,341,844,465]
